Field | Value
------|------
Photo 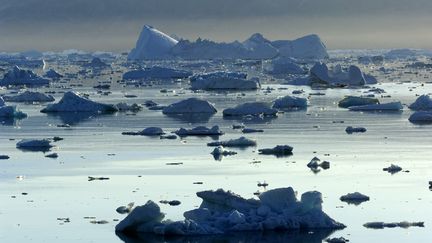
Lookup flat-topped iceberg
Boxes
[258,145,293,156]
[348,102,403,111]
[207,137,256,147]
[190,72,260,90]
[409,95,432,110]
[272,34,328,60]
[272,96,307,109]
[40,91,117,113]
[3,91,54,102]
[162,98,217,114]
[16,139,52,152]
[115,187,345,235]
[175,126,223,136]
[338,96,379,108]
[128,25,178,60]
[123,66,192,80]
[223,102,277,117]
[0,66,50,86]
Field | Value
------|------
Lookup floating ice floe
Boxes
[345,126,367,134]
[175,126,223,136]
[122,127,165,136]
[115,102,142,112]
[0,66,50,86]
[339,192,370,205]
[3,91,55,102]
[223,102,277,117]
[307,157,330,171]
[409,111,432,123]
[408,95,432,111]
[241,128,264,133]
[258,145,293,156]
[383,164,402,174]
[272,96,308,110]
[263,56,305,75]
[162,98,217,114]
[338,96,379,108]
[115,187,345,235]
[128,25,178,60]
[363,221,424,229]
[207,137,257,147]
[190,72,260,90]
[123,66,192,80]
[348,102,403,111]
[40,91,118,113]
[326,237,350,243]
[16,139,52,152]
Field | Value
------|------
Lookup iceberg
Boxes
[115,187,345,235]
[258,145,293,156]
[241,33,279,59]
[0,66,50,86]
[123,66,192,80]
[272,34,328,60]
[338,96,379,108]
[207,137,256,147]
[162,98,217,114]
[174,126,223,136]
[190,72,260,90]
[16,139,52,152]
[3,91,54,102]
[122,127,165,136]
[128,25,178,60]
[115,102,142,112]
[40,91,117,113]
[211,146,237,160]
[84,57,110,69]
[348,102,403,111]
[272,96,308,109]
[408,95,432,110]
[345,126,367,134]
[0,105,27,118]
[264,57,305,75]
[44,69,63,79]
[409,111,432,123]
[223,102,278,117]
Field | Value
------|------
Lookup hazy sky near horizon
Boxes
[1,0,432,52]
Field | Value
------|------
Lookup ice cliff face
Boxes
[128,25,328,60]
[128,25,178,60]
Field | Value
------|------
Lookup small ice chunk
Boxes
[345,126,367,134]
[338,96,379,108]
[162,98,217,114]
[340,192,370,205]
[175,126,223,136]
[409,111,432,123]
[383,164,402,174]
[272,96,308,110]
[16,139,52,152]
[258,145,293,156]
[364,221,424,229]
[122,127,165,136]
[409,95,432,110]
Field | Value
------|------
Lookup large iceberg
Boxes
[0,66,50,86]
[40,91,118,113]
[128,25,328,60]
[272,96,308,109]
[123,66,192,80]
[3,91,55,103]
[128,25,178,60]
[115,187,345,235]
[162,98,217,114]
[190,72,260,90]
[409,95,432,111]
[272,34,328,60]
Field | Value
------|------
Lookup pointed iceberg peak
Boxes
[128,25,178,60]
[246,33,270,43]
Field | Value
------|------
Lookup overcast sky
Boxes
[1,0,431,52]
